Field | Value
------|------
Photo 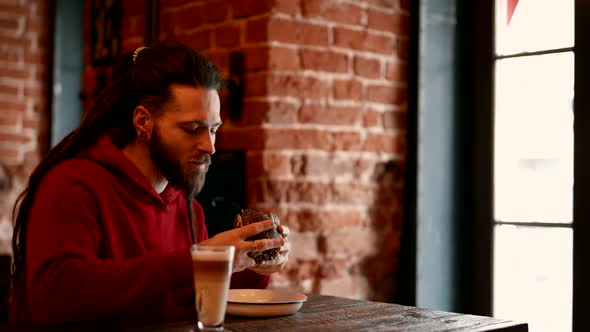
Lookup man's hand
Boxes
[199,220,285,273]
[249,224,290,275]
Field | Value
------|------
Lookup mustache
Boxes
[190,154,211,165]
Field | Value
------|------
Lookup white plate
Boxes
[226,289,307,317]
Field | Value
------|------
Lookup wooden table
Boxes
[3,295,528,331]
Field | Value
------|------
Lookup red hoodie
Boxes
[9,135,268,324]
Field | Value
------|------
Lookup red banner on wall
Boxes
[507,0,520,25]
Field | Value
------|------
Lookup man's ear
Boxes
[132,105,153,140]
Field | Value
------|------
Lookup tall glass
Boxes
[191,244,234,332]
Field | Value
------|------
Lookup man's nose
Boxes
[197,132,215,155]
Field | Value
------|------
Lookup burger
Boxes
[233,209,283,264]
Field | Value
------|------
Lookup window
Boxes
[492,1,574,331]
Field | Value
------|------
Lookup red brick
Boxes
[363,108,380,128]
[367,33,396,54]
[250,179,325,204]
[273,0,299,15]
[246,151,291,178]
[300,23,330,46]
[366,0,400,8]
[273,22,327,46]
[330,131,361,151]
[243,46,268,71]
[175,29,211,51]
[263,128,330,150]
[216,127,265,150]
[318,258,353,278]
[173,5,204,31]
[241,100,298,125]
[368,8,394,32]
[322,228,377,257]
[24,50,50,65]
[268,74,329,99]
[214,24,241,48]
[1,67,30,80]
[0,34,29,48]
[354,56,381,78]
[333,27,366,50]
[290,154,337,177]
[385,60,407,82]
[23,118,39,129]
[243,46,300,71]
[232,0,274,18]
[280,258,319,281]
[333,27,395,54]
[0,14,20,31]
[0,100,26,112]
[332,79,363,101]
[301,0,363,25]
[201,1,229,23]
[0,4,29,16]
[0,113,19,127]
[24,148,39,160]
[368,10,410,36]
[0,82,19,96]
[364,133,397,153]
[298,104,361,126]
[284,250,321,278]
[332,182,372,205]
[0,47,22,63]
[397,38,409,59]
[248,17,328,46]
[394,13,410,36]
[0,132,30,144]
[0,147,19,159]
[382,110,406,130]
[244,72,267,97]
[245,16,268,43]
[245,73,329,99]
[367,84,406,105]
[283,207,364,232]
[269,47,300,70]
[34,67,50,81]
[300,49,348,73]
[318,275,371,299]
[252,179,371,205]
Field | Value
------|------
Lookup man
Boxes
[7,43,289,324]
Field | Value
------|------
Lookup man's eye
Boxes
[183,127,198,134]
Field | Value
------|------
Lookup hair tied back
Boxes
[132,46,148,64]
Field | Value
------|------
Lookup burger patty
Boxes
[233,209,283,264]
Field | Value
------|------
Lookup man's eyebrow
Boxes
[179,120,223,127]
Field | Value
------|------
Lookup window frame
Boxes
[469,0,589,330]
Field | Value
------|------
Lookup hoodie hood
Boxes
[77,135,183,206]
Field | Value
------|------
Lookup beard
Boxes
[149,127,211,199]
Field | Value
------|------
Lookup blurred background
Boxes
[0,0,588,331]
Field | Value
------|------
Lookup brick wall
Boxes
[84,0,411,302]
[0,0,409,301]
[0,0,52,255]
[135,0,410,301]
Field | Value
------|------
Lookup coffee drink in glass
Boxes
[191,244,234,332]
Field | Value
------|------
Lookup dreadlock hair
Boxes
[10,42,226,279]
